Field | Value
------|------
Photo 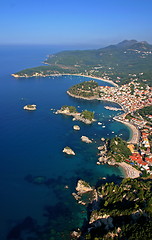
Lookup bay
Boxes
[0,45,131,239]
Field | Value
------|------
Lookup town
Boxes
[98,81,152,175]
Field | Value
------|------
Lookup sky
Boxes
[0,0,152,46]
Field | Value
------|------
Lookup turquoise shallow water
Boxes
[0,45,131,239]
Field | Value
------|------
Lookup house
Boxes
[127,144,135,153]
[145,157,152,166]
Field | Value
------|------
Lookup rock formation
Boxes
[73,125,80,130]
[23,104,36,110]
[76,180,93,194]
[63,146,75,155]
[81,136,92,143]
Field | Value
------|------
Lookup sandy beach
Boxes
[70,74,118,87]
[118,162,141,178]
[12,72,118,87]
[123,121,140,144]
[114,117,140,144]
[51,73,118,87]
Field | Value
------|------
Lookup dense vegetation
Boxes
[107,137,131,162]
[138,105,152,117]
[61,105,77,113]
[14,65,79,76]
[82,178,152,239]
[80,110,95,121]
[14,40,152,86]
[60,105,94,121]
[26,104,35,109]
[68,80,100,98]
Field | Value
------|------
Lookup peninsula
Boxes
[74,177,152,239]
[67,80,100,99]
[12,40,152,87]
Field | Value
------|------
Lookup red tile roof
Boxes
[145,157,152,163]
[129,153,148,166]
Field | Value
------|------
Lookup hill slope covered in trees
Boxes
[13,40,152,86]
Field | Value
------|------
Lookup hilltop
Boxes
[12,40,152,86]
[67,80,100,99]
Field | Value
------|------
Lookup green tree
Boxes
[81,110,94,121]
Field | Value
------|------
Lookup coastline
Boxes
[13,72,140,178]
[117,162,141,178]
[67,78,142,180]
[12,72,118,87]
[69,74,118,87]
[67,88,139,145]
[67,90,98,101]
[114,117,140,144]
[13,70,137,144]
[56,108,95,124]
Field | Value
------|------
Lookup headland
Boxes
[12,71,117,87]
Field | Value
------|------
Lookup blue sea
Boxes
[0,45,131,239]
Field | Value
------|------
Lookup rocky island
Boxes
[23,104,36,110]
[56,105,95,124]
[81,135,93,143]
[62,146,75,155]
[75,179,93,194]
[72,179,96,206]
[73,125,80,130]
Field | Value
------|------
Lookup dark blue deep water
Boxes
[0,45,131,239]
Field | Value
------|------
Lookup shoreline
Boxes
[56,109,95,124]
[68,74,118,87]
[14,72,141,179]
[12,72,118,87]
[67,90,98,101]
[117,162,141,178]
[12,72,143,146]
[67,90,139,145]
[114,117,140,144]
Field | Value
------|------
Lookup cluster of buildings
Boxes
[127,48,152,58]
[98,82,152,113]
[99,81,152,175]
[125,114,152,174]
[127,145,152,174]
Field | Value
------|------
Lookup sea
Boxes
[0,45,131,240]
